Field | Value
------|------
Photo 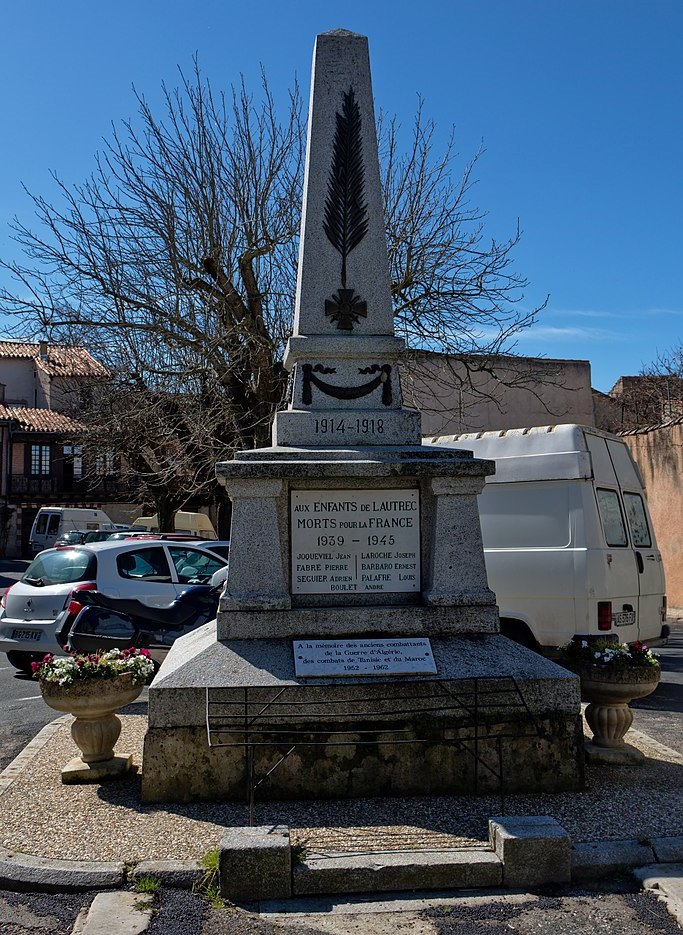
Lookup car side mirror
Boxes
[210,566,228,588]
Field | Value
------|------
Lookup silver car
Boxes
[0,540,228,673]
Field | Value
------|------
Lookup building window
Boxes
[63,445,83,479]
[95,451,115,475]
[31,445,51,476]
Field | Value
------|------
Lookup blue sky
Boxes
[1,0,681,392]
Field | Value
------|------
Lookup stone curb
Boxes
[572,840,656,880]
[130,859,204,888]
[1,836,679,896]
[0,847,125,893]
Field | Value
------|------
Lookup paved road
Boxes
[0,559,59,771]
[3,881,683,935]
[631,619,683,754]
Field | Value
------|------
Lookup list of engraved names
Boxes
[290,489,420,594]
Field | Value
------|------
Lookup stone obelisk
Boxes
[141,29,583,804]
[274,28,420,450]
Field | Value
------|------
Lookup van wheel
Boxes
[499,620,541,653]
[6,651,45,675]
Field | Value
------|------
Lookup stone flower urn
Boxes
[579,665,661,765]
[40,674,143,783]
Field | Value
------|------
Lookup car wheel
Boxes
[6,650,45,675]
[499,619,541,653]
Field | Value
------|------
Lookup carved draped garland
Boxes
[301,363,392,406]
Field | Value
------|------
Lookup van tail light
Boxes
[63,582,97,621]
[0,584,14,610]
[598,601,612,631]
[661,596,668,621]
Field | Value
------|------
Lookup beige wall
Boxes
[623,423,683,608]
[0,359,36,407]
[402,353,595,436]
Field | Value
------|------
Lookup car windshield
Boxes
[22,549,97,587]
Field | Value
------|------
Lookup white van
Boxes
[425,424,668,653]
[29,507,115,555]
[132,511,217,539]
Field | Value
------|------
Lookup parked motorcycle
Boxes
[55,584,221,665]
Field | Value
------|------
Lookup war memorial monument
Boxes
[141,29,583,804]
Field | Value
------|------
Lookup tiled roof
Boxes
[0,404,84,433]
[0,342,108,378]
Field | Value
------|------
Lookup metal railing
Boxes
[206,678,545,825]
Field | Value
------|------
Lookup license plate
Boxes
[11,628,41,641]
[613,611,636,627]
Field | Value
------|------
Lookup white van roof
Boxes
[424,424,635,484]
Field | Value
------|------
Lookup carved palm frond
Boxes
[323,87,369,286]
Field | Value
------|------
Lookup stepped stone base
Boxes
[141,624,585,803]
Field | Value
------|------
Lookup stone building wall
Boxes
[622,421,683,608]
[403,353,595,436]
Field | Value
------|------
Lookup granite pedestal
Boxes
[141,27,584,804]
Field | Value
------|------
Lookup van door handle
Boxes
[635,552,644,574]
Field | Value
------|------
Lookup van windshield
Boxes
[22,549,97,587]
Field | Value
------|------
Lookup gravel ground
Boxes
[1,714,682,862]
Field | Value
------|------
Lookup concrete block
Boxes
[61,754,134,784]
[76,891,153,935]
[572,840,655,880]
[489,816,571,888]
[219,825,291,901]
[653,837,683,863]
[293,848,502,896]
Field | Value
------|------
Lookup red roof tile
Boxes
[0,342,108,378]
[0,404,84,433]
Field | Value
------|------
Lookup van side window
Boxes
[623,492,652,548]
[596,489,628,547]
[35,514,49,535]
[47,515,61,536]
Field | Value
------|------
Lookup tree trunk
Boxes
[157,499,177,533]
[217,494,232,540]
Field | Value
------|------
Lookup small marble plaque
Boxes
[293,637,436,678]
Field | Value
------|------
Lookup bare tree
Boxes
[1,64,546,527]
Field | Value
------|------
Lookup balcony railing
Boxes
[10,474,138,499]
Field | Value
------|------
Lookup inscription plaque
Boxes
[293,637,437,677]
[290,488,420,594]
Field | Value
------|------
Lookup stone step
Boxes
[292,847,502,896]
